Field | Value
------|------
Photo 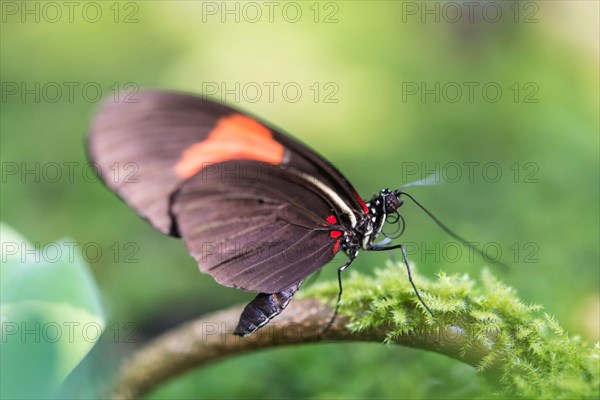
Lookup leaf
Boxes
[0,223,106,399]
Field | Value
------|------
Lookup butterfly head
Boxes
[359,189,407,244]
[382,189,403,214]
[368,188,404,215]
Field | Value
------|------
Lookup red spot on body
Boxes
[354,191,369,213]
[326,215,337,224]
[333,239,341,254]
[330,230,342,238]
[175,114,284,178]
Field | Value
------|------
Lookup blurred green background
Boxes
[1,1,598,398]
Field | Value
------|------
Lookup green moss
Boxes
[302,263,600,399]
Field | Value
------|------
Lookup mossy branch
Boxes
[111,264,599,399]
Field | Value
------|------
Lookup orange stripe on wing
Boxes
[175,114,285,179]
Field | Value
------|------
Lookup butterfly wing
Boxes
[88,91,363,292]
[89,91,234,234]
[172,160,343,292]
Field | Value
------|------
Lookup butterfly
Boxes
[88,90,481,336]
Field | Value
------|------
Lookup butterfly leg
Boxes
[233,281,303,337]
[368,243,434,317]
[324,257,355,333]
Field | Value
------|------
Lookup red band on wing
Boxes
[330,230,342,238]
[326,215,337,224]
[175,114,285,178]
[333,239,341,254]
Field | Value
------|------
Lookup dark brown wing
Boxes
[172,160,342,293]
[88,91,367,236]
[89,91,233,234]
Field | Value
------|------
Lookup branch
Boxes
[111,267,600,399]
[111,299,492,399]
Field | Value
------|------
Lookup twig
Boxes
[111,268,600,399]
[111,298,496,399]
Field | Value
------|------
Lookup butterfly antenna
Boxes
[398,173,442,189]
[395,190,510,271]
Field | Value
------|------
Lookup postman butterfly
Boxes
[88,90,478,336]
